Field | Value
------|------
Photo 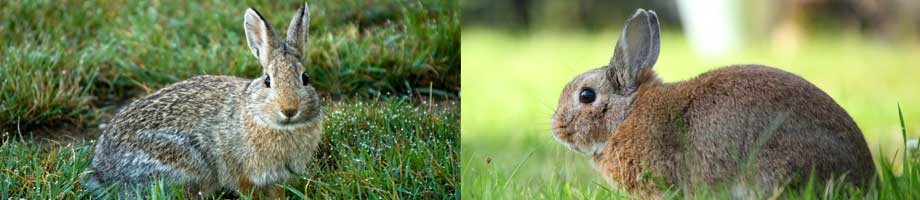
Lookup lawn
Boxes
[1,0,459,199]
[460,29,920,199]
[0,0,459,131]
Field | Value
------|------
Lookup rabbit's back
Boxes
[104,75,248,135]
[602,65,874,194]
[680,65,874,187]
[87,75,248,196]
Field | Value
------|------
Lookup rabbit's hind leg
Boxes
[126,128,221,197]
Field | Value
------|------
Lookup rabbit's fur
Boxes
[551,9,875,197]
[84,4,322,198]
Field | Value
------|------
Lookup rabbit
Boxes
[551,9,875,198]
[82,3,322,198]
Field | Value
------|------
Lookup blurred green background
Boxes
[461,0,920,198]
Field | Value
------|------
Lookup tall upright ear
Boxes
[608,9,660,92]
[285,3,310,58]
[244,8,277,62]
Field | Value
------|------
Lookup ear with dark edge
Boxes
[285,3,310,58]
[607,9,660,93]
[244,8,278,62]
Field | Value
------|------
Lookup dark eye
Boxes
[579,88,596,104]
[301,73,310,86]
[264,75,271,88]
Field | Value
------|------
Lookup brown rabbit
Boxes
[551,9,875,197]
[83,4,322,199]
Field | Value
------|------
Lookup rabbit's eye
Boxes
[264,75,271,88]
[301,73,310,86]
[579,88,596,104]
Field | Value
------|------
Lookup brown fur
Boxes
[84,4,321,199]
[552,9,875,198]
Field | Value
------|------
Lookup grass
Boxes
[460,29,920,199]
[0,1,459,197]
[0,0,459,131]
[0,98,460,199]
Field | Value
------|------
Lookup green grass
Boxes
[0,98,459,199]
[0,0,459,131]
[460,29,920,199]
[0,0,459,198]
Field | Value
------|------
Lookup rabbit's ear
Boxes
[285,3,310,58]
[244,8,278,62]
[608,9,660,92]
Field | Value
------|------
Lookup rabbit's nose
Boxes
[282,109,298,118]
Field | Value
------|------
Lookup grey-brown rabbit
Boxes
[551,9,875,197]
[83,4,322,198]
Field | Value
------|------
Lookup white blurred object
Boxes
[908,139,919,150]
[676,0,741,58]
